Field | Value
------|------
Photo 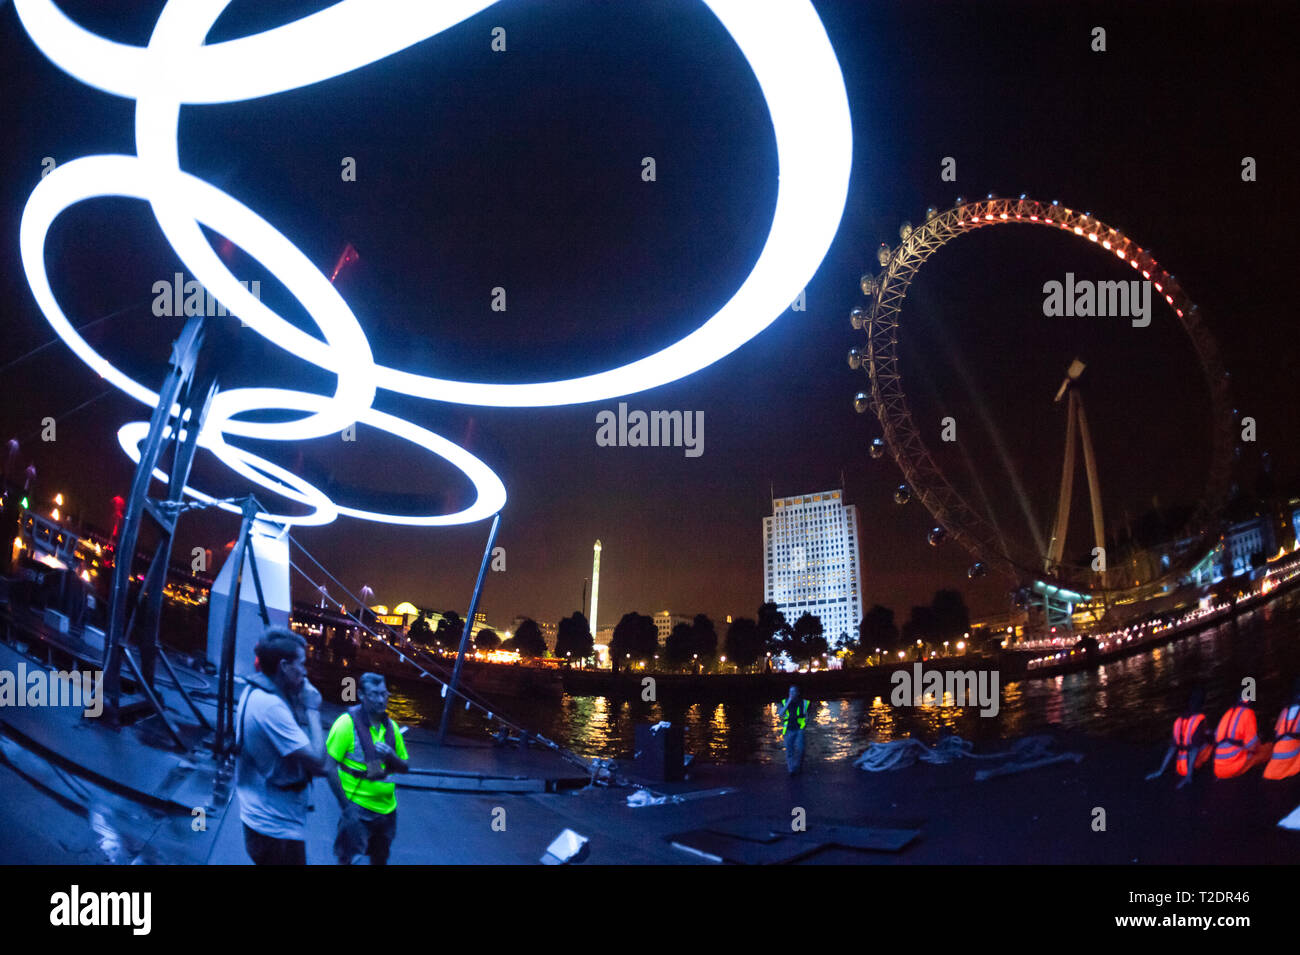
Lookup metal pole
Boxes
[215,500,258,755]
[437,513,501,745]
[104,316,205,706]
[1046,389,1079,572]
[1073,395,1107,563]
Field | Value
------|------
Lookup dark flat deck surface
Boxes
[401,733,590,784]
[4,627,1298,865]
[202,729,1300,865]
[0,641,220,809]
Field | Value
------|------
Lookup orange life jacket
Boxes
[1214,705,1259,778]
[1173,713,1208,776]
[1264,704,1300,780]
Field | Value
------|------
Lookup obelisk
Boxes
[589,540,601,639]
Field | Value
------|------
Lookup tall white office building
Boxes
[763,488,863,644]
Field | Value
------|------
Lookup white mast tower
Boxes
[589,540,602,638]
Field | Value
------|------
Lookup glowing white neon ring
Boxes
[21,157,511,526]
[202,389,507,526]
[119,389,507,527]
[17,0,852,405]
[21,155,376,440]
[16,0,851,524]
[116,420,341,527]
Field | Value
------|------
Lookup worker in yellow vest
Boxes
[778,685,810,775]
[326,672,409,864]
[1264,677,1300,780]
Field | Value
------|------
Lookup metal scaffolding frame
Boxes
[102,316,217,749]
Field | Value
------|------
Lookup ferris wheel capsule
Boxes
[925,206,938,221]
[899,221,913,241]
[860,274,876,297]
[893,484,911,505]
[876,244,891,266]
[967,562,987,578]
[850,306,866,330]
[847,347,862,370]
[869,437,886,459]
[927,526,947,546]
[853,392,871,414]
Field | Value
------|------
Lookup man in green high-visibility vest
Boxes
[326,672,409,864]
[778,685,810,775]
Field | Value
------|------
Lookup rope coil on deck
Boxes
[854,735,1062,773]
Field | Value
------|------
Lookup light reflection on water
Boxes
[388,590,1300,766]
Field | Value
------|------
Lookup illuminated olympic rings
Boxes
[15,0,852,525]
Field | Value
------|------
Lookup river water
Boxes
[387,588,1300,766]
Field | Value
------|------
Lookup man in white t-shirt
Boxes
[235,628,326,864]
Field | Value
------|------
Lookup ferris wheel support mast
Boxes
[1045,360,1106,577]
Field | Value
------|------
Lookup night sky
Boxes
[2,0,1297,629]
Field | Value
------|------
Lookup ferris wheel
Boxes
[848,195,1234,601]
